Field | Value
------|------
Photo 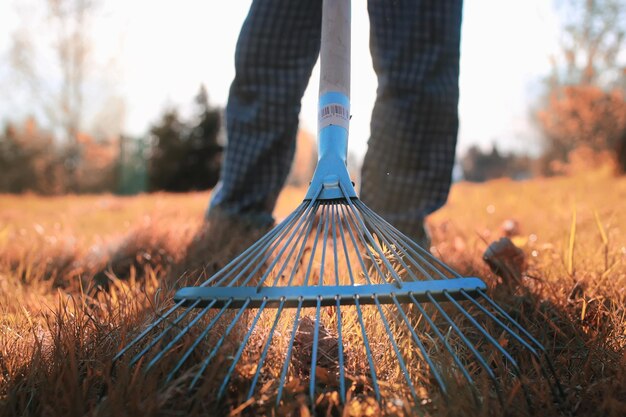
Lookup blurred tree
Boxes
[0,123,35,193]
[0,117,119,194]
[537,0,626,173]
[179,85,223,190]
[460,144,533,182]
[148,85,223,192]
[47,0,93,143]
[148,109,187,191]
[537,85,626,164]
[73,132,119,192]
[555,0,625,88]
[9,0,123,189]
[0,118,65,194]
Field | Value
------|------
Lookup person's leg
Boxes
[208,0,322,227]
[362,0,463,246]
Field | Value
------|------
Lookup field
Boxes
[1,173,625,417]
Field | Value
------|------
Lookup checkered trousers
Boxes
[209,0,463,237]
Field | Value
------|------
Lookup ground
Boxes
[0,173,624,416]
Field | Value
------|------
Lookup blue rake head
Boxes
[114,175,563,413]
[113,0,561,411]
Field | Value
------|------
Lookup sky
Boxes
[0,0,561,160]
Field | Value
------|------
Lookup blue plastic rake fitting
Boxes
[305,92,356,201]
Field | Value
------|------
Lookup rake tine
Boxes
[332,204,347,402]
[113,300,185,362]
[356,200,432,261]
[252,199,322,289]
[343,207,407,287]
[319,201,332,288]
[201,201,307,288]
[348,200,403,288]
[269,199,321,287]
[336,204,363,403]
[201,202,306,290]
[129,299,204,367]
[358,206,425,283]
[357,201,454,279]
[337,204,364,285]
[272,200,324,401]
[339,191,404,287]
[335,297,346,403]
[354,296,381,402]
[373,295,422,410]
[188,298,252,390]
[357,202,437,279]
[274,201,325,403]
[309,205,331,406]
[276,298,303,406]
[357,202,510,403]
[441,292,537,409]
[217,298,269,399]
[407,294,477,395]
[355,201,428,254]
[331,203,340,286]
[145,300,223,372]
[145,200,308,382]
[165,298,239,383]
[423,292,505,404]
[250,199,320,289]
[361,201,555,405]
[338,203,380,284]
[310,296,323,407]
[284,199,321,287]
[390,295,448,397]
[460,291,540,357]
[302,203,327,287]
[476,289,545,352]
[473,289,565,399]
[443,292,522,369]
[356,201,461,279]
[337,191,393,282]
[235,200,318,288]
[247,298,286,399]
[276,202,324,404]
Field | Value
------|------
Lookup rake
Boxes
[115,0,562,412]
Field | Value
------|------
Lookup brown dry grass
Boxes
[1,174,625,417]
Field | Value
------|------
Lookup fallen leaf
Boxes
[483,237,526,288]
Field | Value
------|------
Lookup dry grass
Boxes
[0,175,625,417]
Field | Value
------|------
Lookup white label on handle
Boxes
[319,103,350,130]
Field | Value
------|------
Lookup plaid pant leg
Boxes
[208,0,322,226]
[360,0,463,238]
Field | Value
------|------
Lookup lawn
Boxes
[0,173,624,416]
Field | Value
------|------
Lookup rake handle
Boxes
[307,0,356,200]
[320,0,350,98]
